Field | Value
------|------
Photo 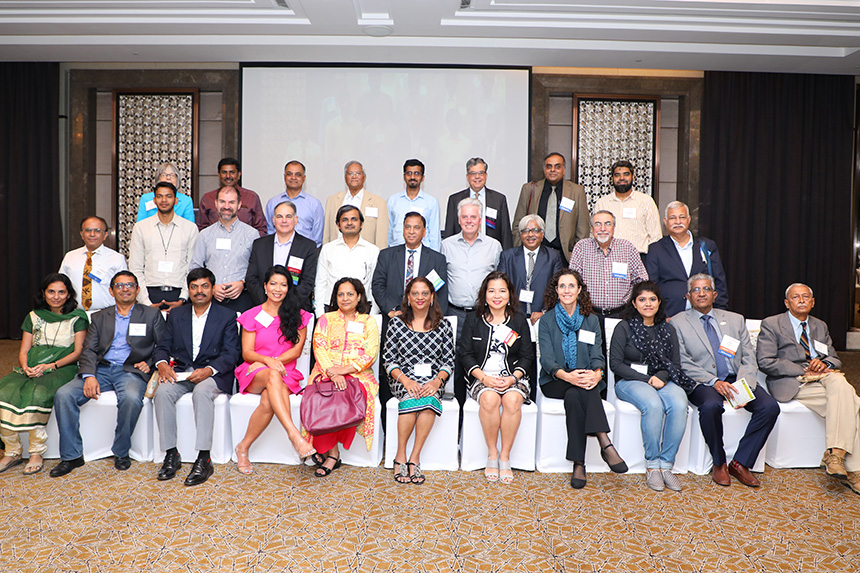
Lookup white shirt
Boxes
[314,236,380,317]
[594,190,662,253]
[470,186,487,236]
[128,213,199,304]
[190,303,211,362]
[403,245,423,285]
[273,232,295,267]
[59,245,128,311]
[341,188,364,209]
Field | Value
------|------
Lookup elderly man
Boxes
[59,216,128,311]
[511,152,589,262]
[136,162,195,224]
[646,201,729,316]
[323,160,389,249]
[672,274,779,487]
[757,283,860,495]
[189,186,258,313]
[196,157,267,236]
[265,160,325,246]
[444,157,512,249]
[388,159,441,251]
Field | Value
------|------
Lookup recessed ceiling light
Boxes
[363,25,393,37]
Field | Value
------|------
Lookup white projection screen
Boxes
[241,65,530,231]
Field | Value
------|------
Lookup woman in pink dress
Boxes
[233,265,314,474]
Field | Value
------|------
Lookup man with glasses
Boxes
[323,160,389,249]
[265,160,325,247]
[60,216,128,311]
[443,157,511,249]
[51,271,165,477]
[387,159,441,250]
[672,274,779,488]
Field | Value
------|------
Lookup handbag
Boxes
[300,373,367,436]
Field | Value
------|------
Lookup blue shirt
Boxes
[788,312,818,359]
[265,190,324,246]
[136,192,195,224]
[387,190,441,250]
[103,305,134,366]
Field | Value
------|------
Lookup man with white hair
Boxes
[322,160,389,249]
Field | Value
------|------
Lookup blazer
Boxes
[443,188,512,249]
[458,311,534,386]
[538,310,605,391]
[671,308,758,390]
[645,235,729,317]
[152,302,242,394]
[322,190,389,249]
[371,244,449,316]
[497,245,565,315]
[511,179,590,262]
[245,232,318,313]
[78,303,165,379]
[756,312,842,402]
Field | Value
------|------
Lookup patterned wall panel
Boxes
[115,93,195,255]
[575,98,657,212]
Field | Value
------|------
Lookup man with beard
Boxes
[595,160,661,262]
[196,158,267,236]
[387,159,441,250]
[189,186,258,313]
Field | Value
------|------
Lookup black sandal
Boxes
[313,456,342,477]
[310,452,326,466]
[408,462,425,485]
[393,461,410,484]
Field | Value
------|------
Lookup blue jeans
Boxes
[54,363,147,460]
[614,378,688,469]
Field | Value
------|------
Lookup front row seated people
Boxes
[50,271,165,477]
[152,268,241,486]
[538,269,628,489]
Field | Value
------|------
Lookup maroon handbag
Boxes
[300,374,367,436]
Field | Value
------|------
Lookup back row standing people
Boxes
[197,157,268,237]
[388,159,441,251]
[265,161,325,247]
[136,162,195,224]
[323,161,389,249]
[444,157,512,250]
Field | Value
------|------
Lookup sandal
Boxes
[23,454,43,476]
[235,447,253,475]
[485,456,499,482]
[408,462,425,485]
[293,438,317,462]
[499,460,514,484]
[0,454,24,474]
[393,461,410,484]
[310,452,326,467]
[314,456,342,478]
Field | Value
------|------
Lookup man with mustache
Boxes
[196,158,267,236]
[387,159,441,251]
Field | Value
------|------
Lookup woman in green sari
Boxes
[0,273,88,475]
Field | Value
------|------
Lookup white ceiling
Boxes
[3,0,860,74]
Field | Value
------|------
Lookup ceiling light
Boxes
[363,25,393,37]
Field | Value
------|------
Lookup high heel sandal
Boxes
[485,457,499,482]
[600,443,629,474]
[499,460,514,484]
[235,447,253,475]
[570,462,587,489]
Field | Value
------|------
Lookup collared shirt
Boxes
[522,245,540,277]
[594,190,662,253]
[128,213,199,304]
[103,305,134,366]
[314,236,380,317]
[198,186,267,236]
[341,188,364,209]
[190,302,212,362]
[265,189,325,246]
[190,218,258,284]
[788,312,819,359]
[404,245,423,283]
[671,231,694,310]
[59,244,128,311]
[470,186,487,236]
[692,307,736,382]
[387,190,441,250]
[569,237,648,309]
[273,232,295,267]
[441,233,502,307]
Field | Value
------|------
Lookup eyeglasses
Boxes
[404,171,423,177]
[467,170,486,176]
[690,286,714,293]
[592,221,614,228]
[112,282,138,290]
[82,228,105,234]
[346,171,364,177]
[521,228,543,235]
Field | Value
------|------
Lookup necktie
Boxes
[525,251,536,314]
[82,251,93,310]
[800,321,811,360]
[545,186,557,243]
[405,249,416,287]
[701,315,729,382]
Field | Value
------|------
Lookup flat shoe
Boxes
[393,461,410,484]
[408,462,425,485]
[662,470,683,492]
[23,457,44,476]
[0,454,24,473]
[645,469,664,492]
[600,444,628,474]
[310,452,326,467]
[314,456,342,477]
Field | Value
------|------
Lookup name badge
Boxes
[493,323,519,346]
[485,207,497,220]
[414,363,432,378]
[813,340,828,356]
[347,321,364,334]
[287,256,304,286]
[128,323,147,337]
[255,310,274,328]
[718,334,740,358]
[216,238,232,250]
[578,330,596,345]
[145,200,156,211]
[157,260,175,273]
[631,363,648,375]
[425,269,446,291]
[365,207,379,218]
[623,207,637,219]
[88,272,103,284]
[559,197,575,213]
[611,261,628,279]
[519,290,534,304]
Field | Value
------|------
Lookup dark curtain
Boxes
[699,71,854,348]
[0,63,61,338]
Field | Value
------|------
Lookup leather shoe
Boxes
[711,463,731,486]
[728,460,760,487]
[114,455,132,471]
[183,457,214,486]
[845,471,860,495]
[157,451,182,481]
[821,449,848,479]
[49,457,85,478]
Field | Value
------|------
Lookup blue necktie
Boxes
[701,315,730,382]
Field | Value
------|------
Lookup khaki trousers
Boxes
[795,372,860,472]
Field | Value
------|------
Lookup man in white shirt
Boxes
[323,160,389,249]
[59,216,128,311]
[594,160,662,260]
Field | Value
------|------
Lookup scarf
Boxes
[627,316,697,393]
[554,302,584,370]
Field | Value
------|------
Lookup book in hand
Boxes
[725,378,755,409]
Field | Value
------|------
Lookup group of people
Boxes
[0,153,857,497]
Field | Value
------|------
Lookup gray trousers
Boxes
[153,377,223,451]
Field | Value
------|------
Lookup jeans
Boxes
[54,363,147,460]
[614,378,688,469]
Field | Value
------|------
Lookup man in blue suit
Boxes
[645,201,728,317]
[152,268,241,486]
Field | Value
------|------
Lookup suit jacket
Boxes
[443,188,512,249]
[245,232,318,313]
[323,190,389,249]
[497,245,565,314]
[756,312,842,402]
[458,311,534,386]
[371,244,448,316]
[511,179,590,262]
[671,308,758,390]
[152,302,242,394]
[646,235,729,317]
[78,303,165,379]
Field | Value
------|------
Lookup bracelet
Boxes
[395,371,403,383]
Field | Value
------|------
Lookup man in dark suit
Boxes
[245,199,318,313]
[443,157,512,249]
[646,201,729,316]
[51,270,165,477]
[152,268,241,486]
[372,211,448,426]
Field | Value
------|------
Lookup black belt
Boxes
[150,286,181,292]
[449,304,474,312]
[594,305,625,316]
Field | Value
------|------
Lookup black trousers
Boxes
[541,378,610,462]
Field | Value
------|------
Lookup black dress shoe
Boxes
[157,451,182,481]
[184,457,214,486]
[49,457,85,477]
[114,455,132,471]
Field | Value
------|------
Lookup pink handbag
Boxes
[300,374,367,436]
